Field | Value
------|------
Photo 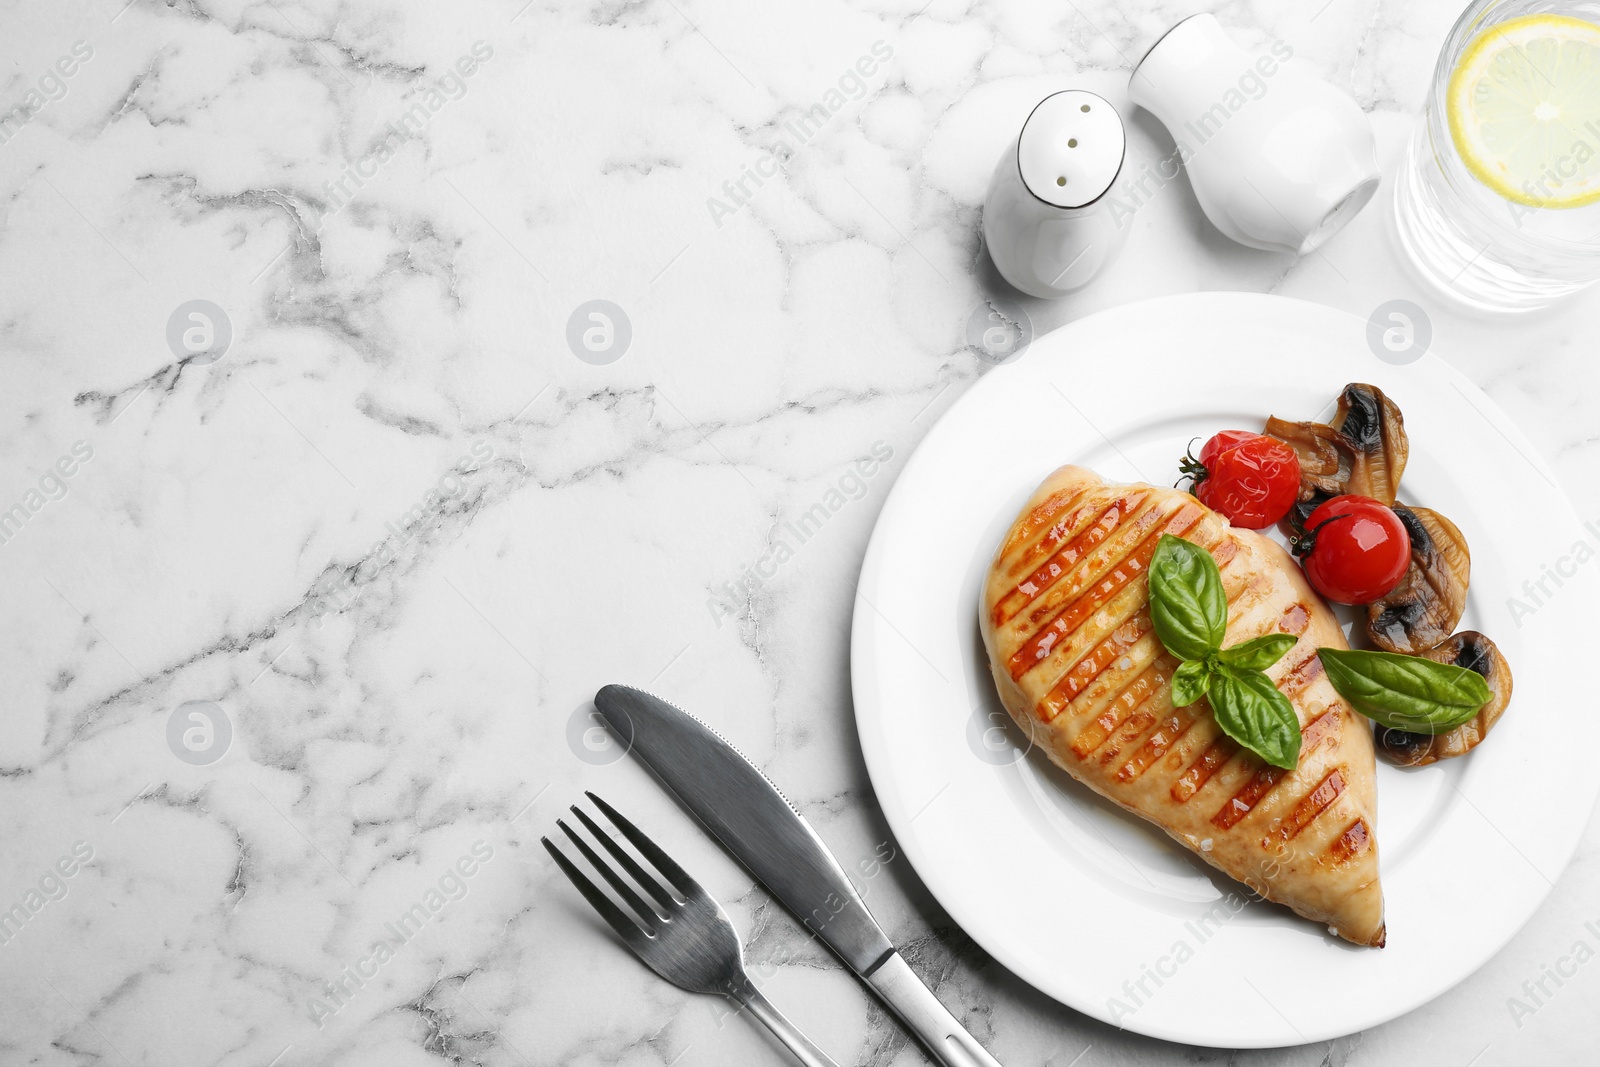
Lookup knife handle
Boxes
[866,952,1004,1067]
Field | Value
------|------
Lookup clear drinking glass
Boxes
[1395,0,1600,312]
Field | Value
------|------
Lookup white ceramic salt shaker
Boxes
[982,90,1129,299]
[1128,14,1379,255]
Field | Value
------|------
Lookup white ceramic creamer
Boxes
[1128,14,1380,255]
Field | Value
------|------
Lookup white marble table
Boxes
[2,1,1597,1064]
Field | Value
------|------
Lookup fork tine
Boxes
[557,819,662,930]
[542,836,647,944]
[570,805,678,912]
[586,791,699,897]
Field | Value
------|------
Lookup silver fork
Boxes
[543,792,839,1067]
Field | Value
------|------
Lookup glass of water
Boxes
[1394,0,1600,312]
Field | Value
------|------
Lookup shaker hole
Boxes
[1068,138,1078,148]
[1080,104,1090,112]
[1056,176,1066,186]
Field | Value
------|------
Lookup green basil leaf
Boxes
[1209,666,1302,769]
[1148,534,1227,662]
[1170,659,1214,707]
[1317,648,1491,733]
[1218,633,1298,672]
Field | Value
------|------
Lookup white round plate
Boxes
[851,293,1600,1048]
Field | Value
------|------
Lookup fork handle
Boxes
[727,979,840,1067]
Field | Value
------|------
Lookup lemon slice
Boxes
[1447,13,1600,209]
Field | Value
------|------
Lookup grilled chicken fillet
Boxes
[980,465,1385,946]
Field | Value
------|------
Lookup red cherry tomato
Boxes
[1182,431,1301,529]
[1196,430,1261,470]
[1297,495,1412,604]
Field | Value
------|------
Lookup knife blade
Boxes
[594,684,1003,1067]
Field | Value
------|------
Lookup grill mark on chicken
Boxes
[1209,709,1342,829]
[1115,710,1198,782]
[1000,485,1097,567]
[993,493,1149,626]
[1038,614,1154,721]
[1278,602,1310,634]
[1277,602,1312,638]
[1276,768,1347,842]
[1206,537,1242,574]
[1007,503,1203,679]
[1010,495,1179,636]
[999,493,1115,595]
[1099,707,1159,765]
[1068,658,1171,755]
[1061,634,1167,723]
[1172,734,1237,803]
[1323,818,1372,866]
[1277,648,1327,699]
[1023,535,1244,718]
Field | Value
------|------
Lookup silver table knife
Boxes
[594,684,1004,1067]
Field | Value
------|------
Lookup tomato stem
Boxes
[1175,437,1208,493]
[1290,510,1356,559]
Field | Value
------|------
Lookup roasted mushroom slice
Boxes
[1330,383,1408,505]
[1263,417,1347,495]
[1266,383,1410,531]
[1366,506,1471,654]
[1375,631,1513,766]
[1262,418,1353,532]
